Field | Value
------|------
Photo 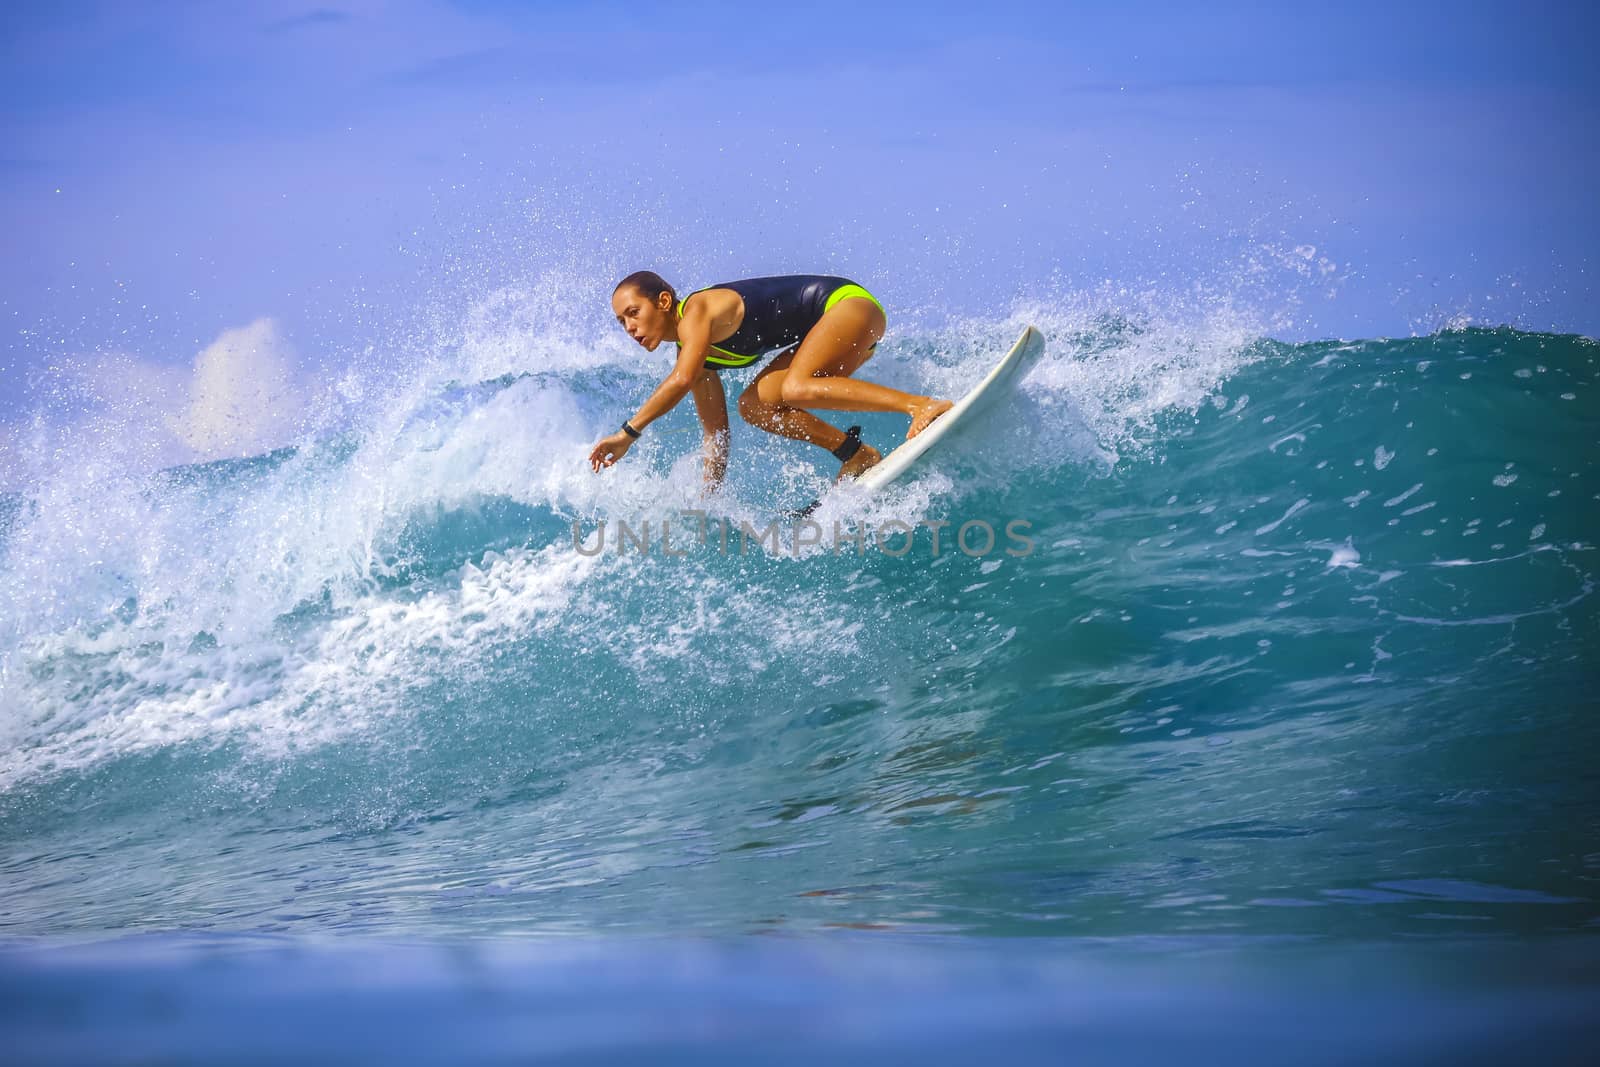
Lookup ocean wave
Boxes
[1,286,1594,940]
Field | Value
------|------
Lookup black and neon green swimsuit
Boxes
[676,275,884,368]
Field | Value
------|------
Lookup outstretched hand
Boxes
[589,431,634,472]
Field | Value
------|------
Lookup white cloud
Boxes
[166,318,305,460]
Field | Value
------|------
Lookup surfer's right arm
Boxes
[589,295,722,472]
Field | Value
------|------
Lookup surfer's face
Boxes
[612,286,674,353]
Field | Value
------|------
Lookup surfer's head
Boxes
[612,271,677,352]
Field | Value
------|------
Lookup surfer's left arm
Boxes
[689,368,729,491]
[589,306,713,472]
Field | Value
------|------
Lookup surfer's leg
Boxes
[779,297,953,439]
[738,348,884,480]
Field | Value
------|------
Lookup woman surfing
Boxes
[588,271,953,490]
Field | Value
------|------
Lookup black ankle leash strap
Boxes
[831,425,864,463]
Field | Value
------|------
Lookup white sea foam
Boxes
[1255,498,1310,536]
[1325,540,1361,569]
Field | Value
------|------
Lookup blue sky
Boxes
[2,0,1597,436]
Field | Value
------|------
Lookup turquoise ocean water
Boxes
[1,296,1596,1061]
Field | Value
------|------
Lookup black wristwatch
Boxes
[621,420,642,439]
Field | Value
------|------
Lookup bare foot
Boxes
[906,397,954,438]
[836,443,882,482]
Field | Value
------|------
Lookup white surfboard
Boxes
[791,325,1047,514]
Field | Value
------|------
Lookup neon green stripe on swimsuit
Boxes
[823,283,883,315]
